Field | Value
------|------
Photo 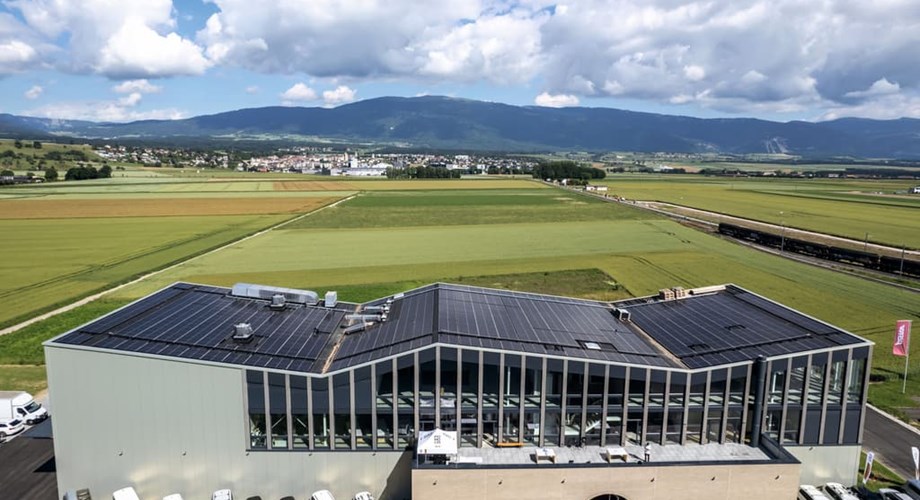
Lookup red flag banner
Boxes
[894,320,912,357]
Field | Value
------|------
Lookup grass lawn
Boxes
[602,175,920,248]
[859,450,905,493]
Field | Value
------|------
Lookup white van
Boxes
[0,391,49,425]
[311,490,335,500]
[112,487,141,500]
[799,485,831,500]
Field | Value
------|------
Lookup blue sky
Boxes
[1,0,919,123]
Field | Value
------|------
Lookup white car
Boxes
[799,484,831,500]
[0,419,25,440]
[878,488,913,500]
[354,492,375,500]
[822,482,860,500]
[212,489,232,500]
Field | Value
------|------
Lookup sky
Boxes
[1,0,919,123]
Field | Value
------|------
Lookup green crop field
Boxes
[2,177,919,419]
[602,175,920,248]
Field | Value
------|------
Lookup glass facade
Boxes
[242,344,869,451]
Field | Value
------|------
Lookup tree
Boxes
[13,140,22,149]
[0,169,13,177]
[99,165,113,178]
[33,141,42,149]
[44,166,58,181]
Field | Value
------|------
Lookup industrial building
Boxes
[45,281,872,500]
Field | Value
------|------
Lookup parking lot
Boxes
[0,418,57,499]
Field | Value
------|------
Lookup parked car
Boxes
[902,480,920,500]
[0,391,49,425]
[0,418,25,441]
[353,492,375,500]
[823,482,860,500]
[879,488,913,500]
[212,489,232,500]
[799,484,831,500]
[112,487,141,500]
[311,490,335,500]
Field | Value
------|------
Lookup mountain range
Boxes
[3,96,920,157]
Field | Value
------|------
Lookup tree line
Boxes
[65,165,112,181]
[531,160,606,181]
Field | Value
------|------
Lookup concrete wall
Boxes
[46,347,412,500]
[412,462,801,500]
[785,445,861,487]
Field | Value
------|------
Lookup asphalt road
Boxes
[864,406,920,480]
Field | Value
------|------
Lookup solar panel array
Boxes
[329,283,672,370]
[52,281,868,374]
[625,286,863,368]
[56,283,348,373]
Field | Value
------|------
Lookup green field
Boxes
[602,175,920,248]
[2,175,919,419]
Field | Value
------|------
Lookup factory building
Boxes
[45,281,872,500]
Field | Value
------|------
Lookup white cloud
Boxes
[683,65,706,82]
[280,82,317,104]
[24,84,43,99]
[197,1,548,83]
[7,0,209,78]
[322,85,357,106]
[843,78,900,100]
[112,79,162,94]
[245,85,260,94]
[26,101,184,122]
[117,92,143,107]
[534,92,579,108]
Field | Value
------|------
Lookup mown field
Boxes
[602,175,920,248]
[2,173,919,418]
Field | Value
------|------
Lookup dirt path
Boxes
[0,194,356,337]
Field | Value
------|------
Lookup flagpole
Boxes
[904,325,911,394]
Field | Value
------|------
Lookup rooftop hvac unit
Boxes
[616,309,631,322]
[672,286,688,299]
[232,323,254,343]
[325,291,338,308]
[269,294,286,310]
[658,288,676,301]
[231,283,319,305]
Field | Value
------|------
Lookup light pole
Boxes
[781,221,785,252]
[864,232,869,252]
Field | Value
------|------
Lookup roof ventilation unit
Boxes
[671,286,688,299]
[616,309,631,322]
[343,322,373,335]
[232,322,254,343]
[658,288,676,301]
[269,294,286,310]
[325,291,338,308]
[231,283,319,305]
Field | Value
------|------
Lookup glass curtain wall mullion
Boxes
[497,353,505,442]
[518,357,526,445]
[778,358,792,442]
[700,370,711,444]
[857,346,873,443]
[601,365,610,447]
[740,364,751,444]
[798,355,812,445]
[837,350,852,444]
[414,351,420,443]
[263,372,271,449]
[350,370,357,450]
[307,377,314,449]
[538,358,548,447]
[661,371,670,446]
[370,364,377,450]
[285,374,293,451]
[818,357,833,445]
[620,366,630,446]
[681,371,691,445]
[477,350,484,448]
[435,346,441,429]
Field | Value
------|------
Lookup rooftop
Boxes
[50,281,868,374]
[432,442,771,468]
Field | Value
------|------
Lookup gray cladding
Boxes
[53,281,869,374]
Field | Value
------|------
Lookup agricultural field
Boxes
[1,174,918,419]
[601,175,920,248]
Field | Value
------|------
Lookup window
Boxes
[376,360,394,449]
[333,372,351,449]
[847,358,866,403]
[312,377,330,449]
[246,370,267,450]
[354,366,373,449]
[268,372,289,449]
[290,376,309,449]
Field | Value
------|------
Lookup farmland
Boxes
[601,175,920,248]
[1,172,919,417]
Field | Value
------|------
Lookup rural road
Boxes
[863,405,920,480]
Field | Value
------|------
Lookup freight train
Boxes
[718,222,920,278]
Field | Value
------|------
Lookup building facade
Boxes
[46,282,872,499]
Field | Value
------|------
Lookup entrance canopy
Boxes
[417,428,458,455]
